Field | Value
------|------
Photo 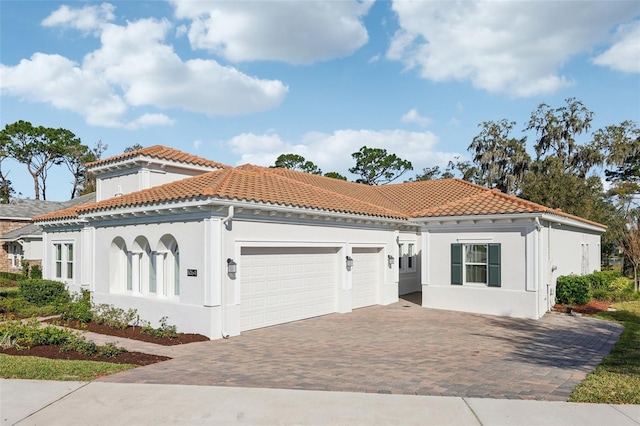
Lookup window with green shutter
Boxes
[451,243,501,287]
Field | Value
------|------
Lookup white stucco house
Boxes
[34,146,605,339]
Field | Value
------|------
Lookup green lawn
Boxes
[0,353,136,381]
[569,300,640,404]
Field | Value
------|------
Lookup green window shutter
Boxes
[488,243,501,287]
[451,244,463,285]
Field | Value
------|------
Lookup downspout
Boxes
[220,205,234,339]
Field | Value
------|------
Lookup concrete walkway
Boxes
[2,379,639,426]
[97,301,623,401]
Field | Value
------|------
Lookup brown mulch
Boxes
[0,345,169,366]
[45,319,210,346]
[553,300,612,315]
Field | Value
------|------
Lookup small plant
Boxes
[0,318,76,349]
[141,316,178,339]
[57,290,92,323]
[0,278,18,287]
[607,277,634,302]
[61,333,98,356]
[21,259,30,277]
[98,342,126,358]
[18,279,69,307]
[91,304,140,329]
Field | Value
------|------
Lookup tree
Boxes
[324,171,347,180]
[0,121,76,200]
[78,140,108,196]
[124,144,144,153]
[526,97,594,167]
[0,142,15,203]
[349,146,413,185]
[620,211,640,292]
[409,166,443,182]
[468,119,530,194]
[272,154,322,174]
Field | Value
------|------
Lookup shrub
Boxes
[556,275,591,306]
[589,270,622,290]
[141,316,178,339]
[18,279,69,307]
[98,342,126,358]
[0,271,22,281]
[91,304,140,329]
[607,277,635,302]
[0,297,57,317]
[30,265,42,279]
[57,290,92,323]
[0,318,76,349]
[61,333,98,355]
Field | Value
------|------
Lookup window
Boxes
[8,243,22,269]
[451,243,501,287]
[398,244,404,270]
[54,243,73,281]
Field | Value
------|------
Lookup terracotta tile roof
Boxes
[86,145,228,170]
[36,167,407,221]
[34,156,605,230]
[416,188,606,229]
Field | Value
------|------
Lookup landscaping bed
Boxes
[0,345,168,366]
[553,300,612,315]
[46,319,209,346]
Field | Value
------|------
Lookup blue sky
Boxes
[1,0,639,201]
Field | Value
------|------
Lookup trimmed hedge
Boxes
[556,275,591,306]
[0,271,22,281]
[588,270,622,290]
[18,279,69,307]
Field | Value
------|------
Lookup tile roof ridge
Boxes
[87,145,228,169]
[256,166,408,218]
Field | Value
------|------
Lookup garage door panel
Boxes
[352,248,381,309]
[240,247,338,331]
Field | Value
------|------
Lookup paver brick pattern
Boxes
[99,295,622,401]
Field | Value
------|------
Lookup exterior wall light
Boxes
[227,258,237,274]
[388,255,395,268]
[345,256,354,269]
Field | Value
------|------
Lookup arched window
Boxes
[133,237,151,294]
[157,235,180,297]
[109,238,128,293]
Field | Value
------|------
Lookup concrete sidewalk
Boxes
[2,380,638,426]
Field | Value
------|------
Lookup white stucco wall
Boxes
[422,222,540,319]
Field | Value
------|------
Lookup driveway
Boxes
[99,295,622,401]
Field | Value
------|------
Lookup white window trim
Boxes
[52,241,74,284]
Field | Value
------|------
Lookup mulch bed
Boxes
[0,345,169,366]
[45,319,210,346]
[553,300,612,315]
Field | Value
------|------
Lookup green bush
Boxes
[0,287,19,298]
[18,280,69,307]
[589,270,622,290]
[30,265,42,279]
[0,318,76,349]
[556,275,591,305]
[0,271,22,281]
[92,304,139,329]
[608,277,635,302]
[57,290,92,323]
[0,297,57,317]
[97,342,126,358]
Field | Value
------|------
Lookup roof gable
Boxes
[86,145,228,171]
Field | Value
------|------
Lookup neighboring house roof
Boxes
[86,145,228,170]
[33,158,606,231]
[0,193,96,240]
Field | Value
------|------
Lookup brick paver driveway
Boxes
[100,295,622,401]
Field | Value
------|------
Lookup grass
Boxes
[569,300,640,404]
[0,353,136,381]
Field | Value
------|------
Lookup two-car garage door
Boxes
[239,246,383,332]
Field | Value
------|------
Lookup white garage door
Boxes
[240,247,338,331]
[351,247,381,309]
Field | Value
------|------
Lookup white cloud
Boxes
[171,0,373,64]
[387,1,637,97]
[401,108,431,127]
[1,6,288,128]
[225,129,459,180]
[41,3,115,33]
[125,113,175,130]
[193,140,203,150]
[593,21,640,73]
